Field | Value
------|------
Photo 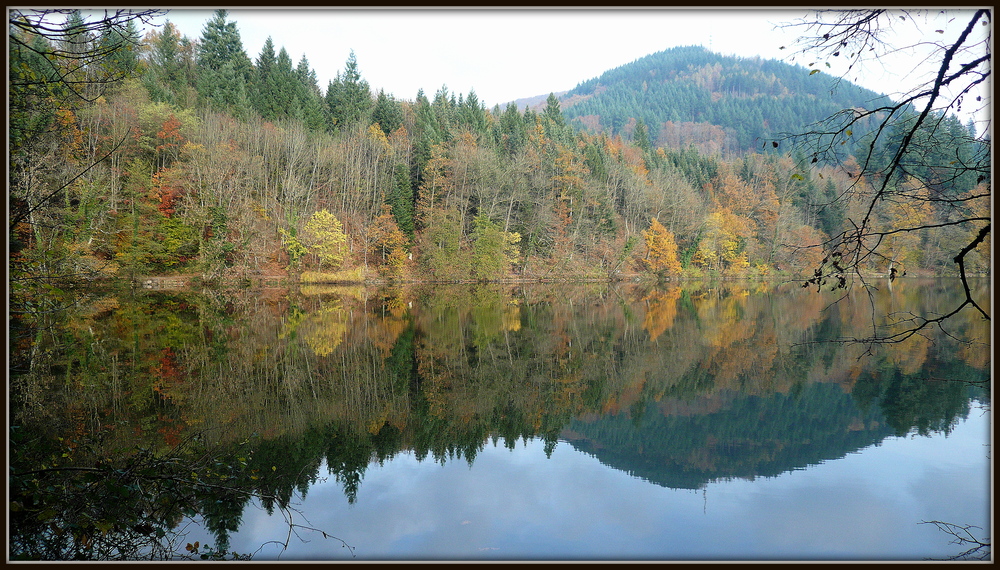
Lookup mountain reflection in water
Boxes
[9,279,990,560]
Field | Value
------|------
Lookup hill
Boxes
[555,45,891,155]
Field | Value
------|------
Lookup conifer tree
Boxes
[251,37,278,120]
[325,50,372,130]
[196,9,252,109]
[371,89,403,136]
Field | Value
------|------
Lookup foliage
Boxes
[471,214,521,281]
[8,8,987,293]
[642,217,682,276]
[302,209,348,270]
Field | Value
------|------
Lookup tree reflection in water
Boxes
[8,279,990,560]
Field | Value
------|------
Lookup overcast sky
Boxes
[141,7,982,109]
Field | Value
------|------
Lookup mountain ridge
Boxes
[509,45,891,155]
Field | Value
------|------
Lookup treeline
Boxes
[8,11,990,286]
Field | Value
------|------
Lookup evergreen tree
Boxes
[389,164,416,239]
[325,50,372,130]
[96,18,140,80]
[371,89,403,137]
[196,10,248,73]
[412,89,441,189]
[196,10,252,113]
[143,20,184,104]
[633,118,651,153]
[542,92,570,142]
[495,102,526,157]
[251,36,277,120]
[459,89,487,135]
[273,47,296,116]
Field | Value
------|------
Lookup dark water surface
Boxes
[9,279,991,561]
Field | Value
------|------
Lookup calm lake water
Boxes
[9,279,991,561]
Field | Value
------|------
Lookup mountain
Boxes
[553,45,891,155]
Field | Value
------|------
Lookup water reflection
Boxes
[8,279,990,559]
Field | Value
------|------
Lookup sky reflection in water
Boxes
[209,407,990,561]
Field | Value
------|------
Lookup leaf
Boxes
[935,29,944,33]
[809,69,821,75]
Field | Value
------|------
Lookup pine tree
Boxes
[251,36,277,120]
[371,89,403,136]
[196,10,252,113]
[325,50,372,130]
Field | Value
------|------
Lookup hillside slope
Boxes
[554,45,890,155]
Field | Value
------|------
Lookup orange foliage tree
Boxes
[642,217,682,276]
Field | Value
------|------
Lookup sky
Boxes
[140,7,988,114]
[151,8,811,107]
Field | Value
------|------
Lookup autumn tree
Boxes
[369,204,409,276]
[302,209,348,270]
[783,9,991,344]
[642,217,682,276]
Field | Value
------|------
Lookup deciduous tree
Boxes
[302,209,348,269]
[642,217,682,276]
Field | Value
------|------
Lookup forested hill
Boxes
[9,10,988,288]
[556,45,891,154]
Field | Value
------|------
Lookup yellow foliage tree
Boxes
[370,204,408,274]
[302,209,348,269]
[694,209,754,273]
[642,217,682,275]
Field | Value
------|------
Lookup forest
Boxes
[9,10,991,289]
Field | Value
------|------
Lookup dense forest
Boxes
[560,45,894,154]
[9,10,991,288]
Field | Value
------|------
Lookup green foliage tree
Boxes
[371,89,403,136]
[471,214,521,281]
[250,36,279,120]
[195,10,252,115]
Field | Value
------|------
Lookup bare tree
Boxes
[920,520,991,561]
[780,9,991,347]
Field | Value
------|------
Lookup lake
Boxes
[8,278,991,561]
